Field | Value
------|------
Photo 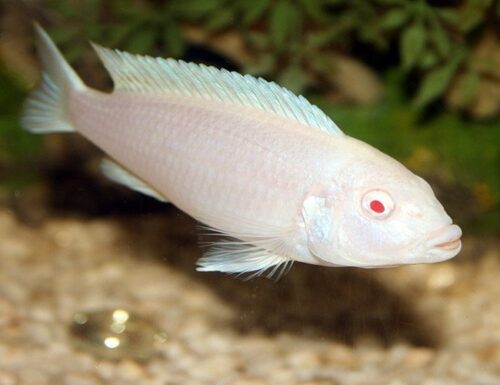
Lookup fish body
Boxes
[22,24,462,278]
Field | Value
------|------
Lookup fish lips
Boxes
[424,224,463,262]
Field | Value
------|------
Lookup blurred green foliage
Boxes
[0,66,41,189]
[47,0,499,105]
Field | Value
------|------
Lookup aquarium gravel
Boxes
[0,209,498,385]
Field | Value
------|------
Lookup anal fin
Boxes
[100,159,167,202]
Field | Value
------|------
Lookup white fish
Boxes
[21,24,462,278]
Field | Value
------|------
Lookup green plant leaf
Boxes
[375,0,406,5]
[241,0,270,25]
[125,28,155,54]
[278,64,308,94]
[306,26,344,48]
[106,23,138,47]
[112,0,142,17]
[246,31,270,49]
[418,50,438,70]
[205,8,235,31]
[414,67,452,107]
[244,54,275,76]
[461,1,489,31]
[269,0,297,49]
[380,8,409,29]
[178,0,223,20]
[429,22,451,57]
[299,0,328,23]
[308,53,332,75]
[414,50,465,107]
[49,26,79,45]
[359,23,386,48]
[163,23,185,57]
[459,67,479,105]
[53,0,78,17]
[84,0,101,20]
[401,21,426,69]
[65,46,84,64]
[436,9,461,25]
[0,66,42,165]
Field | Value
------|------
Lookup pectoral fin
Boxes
[196,238,292,280]
[302,193,334,262]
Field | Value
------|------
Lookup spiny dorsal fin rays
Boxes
[90,42,344,136]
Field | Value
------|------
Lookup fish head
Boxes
[334,175,462,267]
[303,140,462,268]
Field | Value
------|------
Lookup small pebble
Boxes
[232,379,267,385]
[321,344,359,369]
[0,370,17,385]
[477,344,500,366]
[286,350,321,368]
[65,373,103,385]
[403,347,435,368]
[427,263,457,290]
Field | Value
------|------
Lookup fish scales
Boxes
[69,90,326,233]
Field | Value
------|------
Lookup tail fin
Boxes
[21,23,86,133]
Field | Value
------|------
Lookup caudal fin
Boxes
[21,23,86,133]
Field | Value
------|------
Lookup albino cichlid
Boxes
[21,24,462,279]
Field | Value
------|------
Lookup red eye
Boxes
[362,190,394,219]
[370,200,385,213]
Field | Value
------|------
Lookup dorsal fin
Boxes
[91,43,343,135]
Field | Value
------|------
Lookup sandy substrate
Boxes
[0,208,499,385]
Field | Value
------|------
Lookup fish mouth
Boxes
[433,238,461,251]
[425,224,462,261]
